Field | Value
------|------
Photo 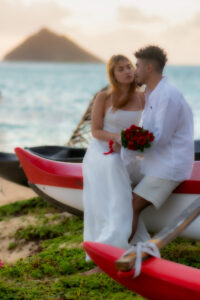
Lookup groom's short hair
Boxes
[134,45,168,73]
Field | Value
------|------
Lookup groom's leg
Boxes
[128,176,181,243]
[128,193,151,243]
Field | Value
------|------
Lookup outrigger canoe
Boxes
[15,147,200,239]
[1,140,200,186]
[0,146,86,186]
[83,241,200,300]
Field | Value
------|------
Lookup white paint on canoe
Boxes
[143,193,200,240]
[36,184,200,240]
[36,184,83,211]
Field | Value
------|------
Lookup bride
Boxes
[82,54,150,273]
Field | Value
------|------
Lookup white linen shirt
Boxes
[141,76,194,181]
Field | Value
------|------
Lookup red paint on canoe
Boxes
[15,147,200,194]
[15,147,83,189]
[174,161,200,193]
[83,241,200,300]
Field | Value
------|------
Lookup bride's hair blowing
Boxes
[106,55,137,109]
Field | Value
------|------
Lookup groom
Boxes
[128,45,194,242]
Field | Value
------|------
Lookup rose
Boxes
[121,125,154,152]
[149,132,154,142]
[137,136,147,146]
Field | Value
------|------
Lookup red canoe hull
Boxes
[15,147,83,189]
[83,241,200,300]
[14,147,200,193]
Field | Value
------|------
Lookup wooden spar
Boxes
[66,86,108,148]
[115,197,200,271]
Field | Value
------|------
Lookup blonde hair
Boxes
[106,55,137,109]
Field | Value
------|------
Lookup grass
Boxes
[0,197,58,221]
[0,197,199,299]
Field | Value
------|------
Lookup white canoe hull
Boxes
[36,183,200,240]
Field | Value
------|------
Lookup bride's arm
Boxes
[91,91,120,143]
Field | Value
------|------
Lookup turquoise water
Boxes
[0,62,199,152]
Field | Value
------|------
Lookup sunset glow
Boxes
[1,0,200,64]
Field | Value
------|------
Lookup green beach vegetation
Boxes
[0,197,199,299]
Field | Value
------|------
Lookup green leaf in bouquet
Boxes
[121,131,128,148]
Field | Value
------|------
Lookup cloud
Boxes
[69,26,152,63]
[96,10,200,64]
[0,0,70,36]
[157,12,200,64]
[1,1,200,64]
[117,6,164,25]
[189,11,200,27]
[70,10,200,65]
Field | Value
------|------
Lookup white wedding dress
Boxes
[83,106,150,259]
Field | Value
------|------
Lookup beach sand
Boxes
[0,179,37,264]
[0,178,36,206]
[0,215,40,263]
[0,179,74,264]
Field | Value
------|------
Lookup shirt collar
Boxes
[145,76,167,100]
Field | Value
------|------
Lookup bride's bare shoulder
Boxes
[93,90,109,108]
[92,90,110,115]
[95,90,109,101]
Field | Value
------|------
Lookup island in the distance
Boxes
[3,28,103,63]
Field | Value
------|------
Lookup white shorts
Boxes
[133,176,181,209]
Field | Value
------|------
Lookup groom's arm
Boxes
[151,93,182,147]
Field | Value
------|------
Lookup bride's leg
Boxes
[128,192,151,243]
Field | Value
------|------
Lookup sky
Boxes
[1,0,200,65]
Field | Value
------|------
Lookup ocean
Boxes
[0,62,199,152]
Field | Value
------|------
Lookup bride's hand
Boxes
[113,142,121,153]
[113,133,121,144]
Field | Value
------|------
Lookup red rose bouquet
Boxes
[121,124,154,152]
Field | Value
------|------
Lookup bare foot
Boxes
[80,266,103,276]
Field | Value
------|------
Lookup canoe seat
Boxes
[174,161,200,194]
